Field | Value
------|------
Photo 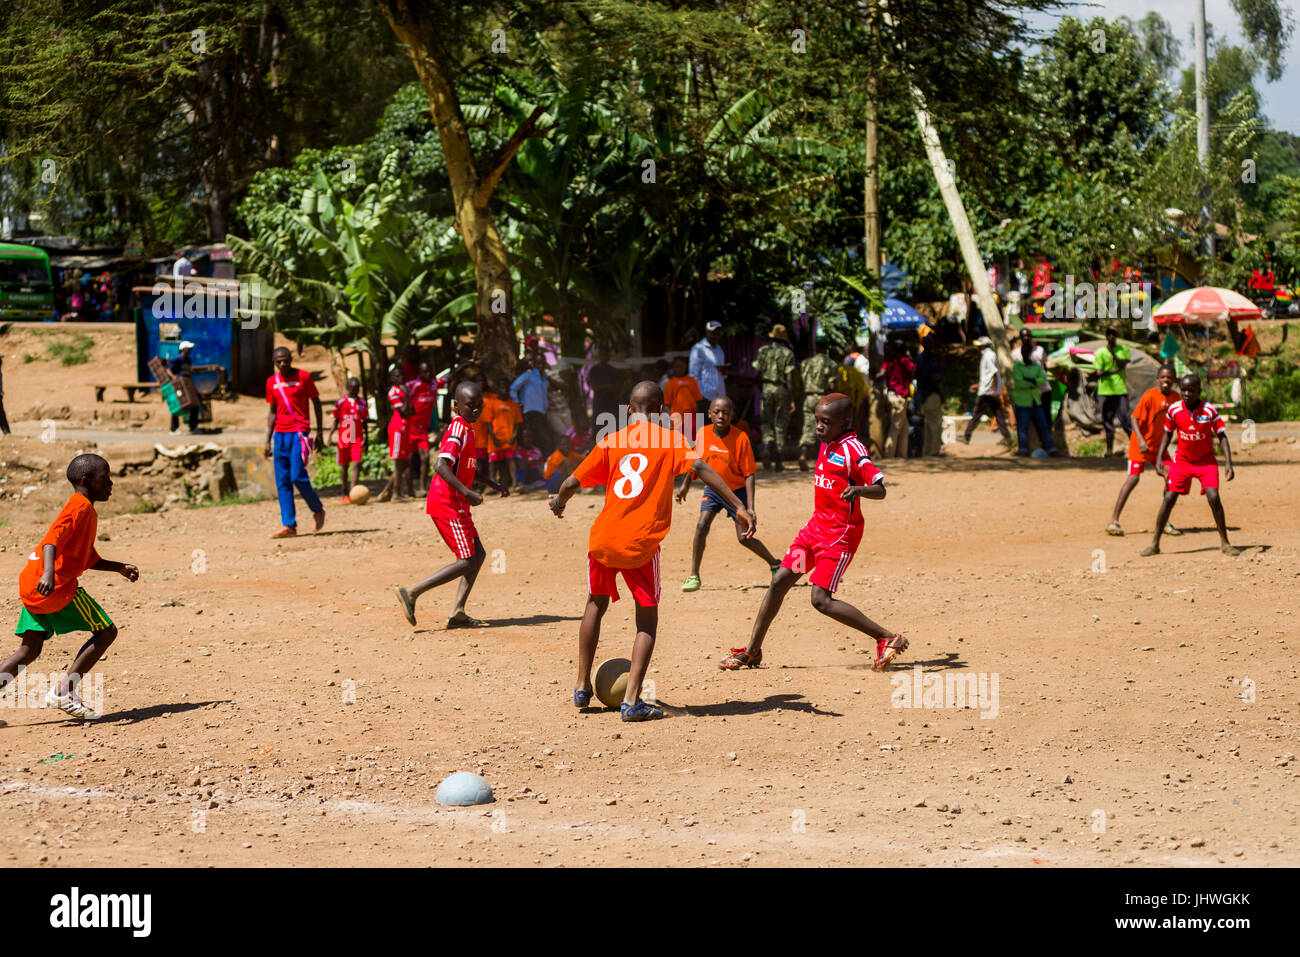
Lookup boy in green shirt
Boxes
[1012,343,1059,456]
[1094,325,1132,456]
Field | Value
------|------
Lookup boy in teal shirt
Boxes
[1012,343,1058,456]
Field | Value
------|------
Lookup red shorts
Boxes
[431,511,479,560]
[1167,460,1219,495]
[587,550,660,606]
[409,432,431,453]
[488,448,516,463]
[336,442,363,465]
[388,426,407,460]
[781,523,859,593]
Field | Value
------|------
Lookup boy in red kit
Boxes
[328,377,369,500]
[378,368,413,502]
[720,393,907,672]
[2,454,139,720]
[406,362,441,491]
[1107,363,1181,536]
[395,381,510,630]
[1142,374,1240,557]
[550,381,754,721]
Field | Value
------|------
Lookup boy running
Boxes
[1141,374,1240,557]
[377,368,413,502]
[551,381,754,721]
[1106,363,1181,536]
[720,394,906,672]
[328,377,369,501]
[676,395,781,591]
[2,454,139,720]
[395,381,510,629]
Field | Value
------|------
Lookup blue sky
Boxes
[1029,1,1299,134]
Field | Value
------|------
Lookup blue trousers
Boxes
[273,431,323,527]
[1013,404,1057,454]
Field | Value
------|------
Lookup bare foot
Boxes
[313,509,326,532]
[1221,543,1241,557]
[270,526,297,539]
[1139,544,1159,557]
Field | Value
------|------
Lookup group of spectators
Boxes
[54,270,130,323]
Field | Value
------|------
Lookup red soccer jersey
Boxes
[1165,399,1224,466]
[426,415,477,518]
[266,369,318,433]
[332,396,368,446]
[406,379,438,437]
[806,432,883,547]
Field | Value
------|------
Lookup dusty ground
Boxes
[1,430,1297,867]
[2,321,1298,867]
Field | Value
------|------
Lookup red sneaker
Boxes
[873,633,908,672]
[720,647,762,670]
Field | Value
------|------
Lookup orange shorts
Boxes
[587,550,660,606]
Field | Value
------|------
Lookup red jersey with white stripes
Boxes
[806,432,883,546]
[406,379,439,437]
[388,384,409,435]
[426,415,477,519]
[332,396,368,445]
[1165,399,1225,466]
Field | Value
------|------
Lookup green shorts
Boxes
[15,588,114,637]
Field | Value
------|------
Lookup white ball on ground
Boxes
[435,771,494,806]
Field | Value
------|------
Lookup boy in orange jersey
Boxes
[544,434,583,493]
[487,380,524,493]
[663,356,704,442]
[1106,363,1181,536]
[550,381,753,721]
[2,454,139,720]
[676,395,781,591]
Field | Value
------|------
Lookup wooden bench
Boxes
[94,383,159,403]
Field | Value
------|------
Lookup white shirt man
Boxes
[172,254,194,279]
[689,321,726,401]
[977,343,1002,397]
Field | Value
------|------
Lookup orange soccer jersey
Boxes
[695,423,755,490]
[472,392,495,454]
[544,448,582,480]
[19,493,101,614]
[1129,386,1180,463]
[572,420,694,568]
[664,375,703,419]
[489,396,523,453]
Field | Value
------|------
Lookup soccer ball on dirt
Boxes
[349,484,371,505]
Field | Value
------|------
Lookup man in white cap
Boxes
[168,340,200,434]
[960,336,1011,445]
[690,320,729,403]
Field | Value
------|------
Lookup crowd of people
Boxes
[53,269,131,323]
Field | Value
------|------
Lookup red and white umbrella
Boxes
[1152,286,1262,325]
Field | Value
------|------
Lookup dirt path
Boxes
[2,435,1297,867]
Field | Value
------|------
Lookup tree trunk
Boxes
[864,3,881,280]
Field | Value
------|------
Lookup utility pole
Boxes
[1194,0,1215,265]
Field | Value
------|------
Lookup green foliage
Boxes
[1074,438,1107,457]
[187,493,266,509]
[1242,362,1300,421]
[312,436,392,487]
[130,499,160,514]
[46,334,93,367]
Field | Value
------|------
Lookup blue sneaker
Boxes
[573,688,593,709]
[620,699,664,722]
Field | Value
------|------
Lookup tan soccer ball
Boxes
[349,484,371,505]
[593,657,631,709]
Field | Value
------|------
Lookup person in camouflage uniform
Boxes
[752,324,796,470]
[798,342,842,470]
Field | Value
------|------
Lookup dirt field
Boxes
[2,420,1298,866]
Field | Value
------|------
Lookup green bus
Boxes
[0,242,55,321]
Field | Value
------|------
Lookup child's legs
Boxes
[417,446,430,487]
[736,521,780,566]
[747,566,799,655]
[577,595,610,692]
[809,586,892,641]
[63,625,117,694]
[624,602,658,706]
[1149,490,1179,547]
[1111,471,1141,522]
[450,539,487,615]
[690,509,718,576]
[1206,487,1231,541]
[0,631,46,685]
[272,432,298,526]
